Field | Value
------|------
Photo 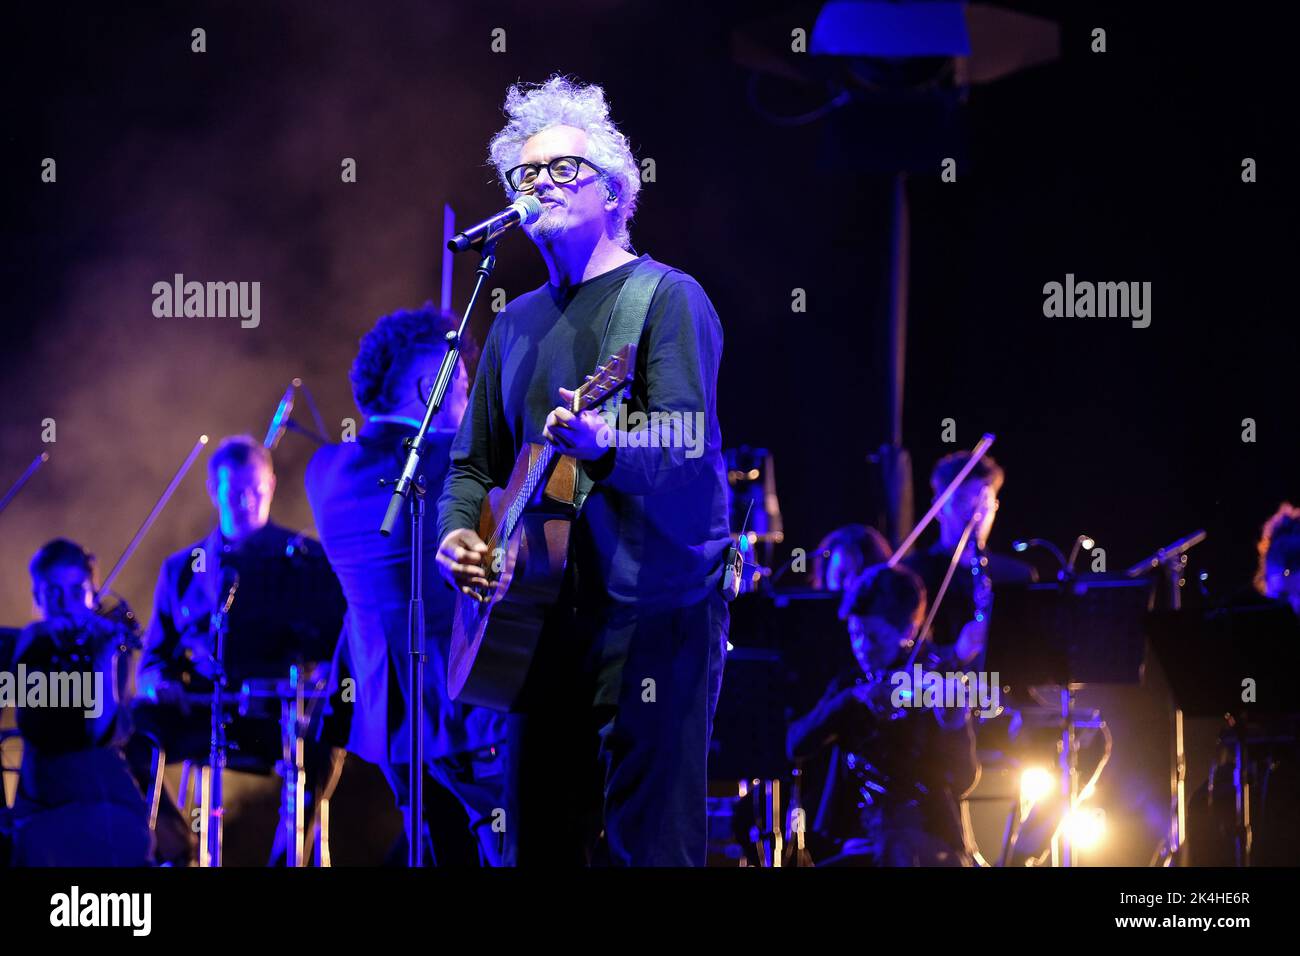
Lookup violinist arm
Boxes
[114,630,137,705]
[12,607,96,661]
[953,619,988,665]
[787,674,859,762]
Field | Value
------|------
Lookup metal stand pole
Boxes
[753,779,783,867]
[407,479,427,867]
[201,572,239,868]
[276,665,309,867]
[203,682,226,867]
[1233,733,1252,866]
[876,172,914,548]
[379,237,500,868]
[1167,706,1187,864]
[1058,687,1078,867]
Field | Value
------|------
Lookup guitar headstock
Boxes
[572,344,636,412]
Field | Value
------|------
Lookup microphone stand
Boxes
[379,235,500,867]
[1126,528,1206,864]
[203,574,239,868]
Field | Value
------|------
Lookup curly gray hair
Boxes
[488,75,641,250]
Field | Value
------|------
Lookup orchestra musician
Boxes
[809,524,892,591]
[435,75,732,866]
[1254,501,1300,617]
[135,435,346,865]
[902,451,1035,667]
[1187,502,1300,865]
[787,563,979,866]
[6,539,152,866]
[306,305,508,866]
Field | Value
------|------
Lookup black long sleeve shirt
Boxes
[437,255,732,610]
[138,522,345,694]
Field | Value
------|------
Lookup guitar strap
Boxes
[572,256,672,512]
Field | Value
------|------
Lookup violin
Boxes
[851,643,967,721]
[21,595,141,673]
[93,591,144,650]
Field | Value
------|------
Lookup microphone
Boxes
[447,195,543,253]
[211,569,240,633]
[209,569,240,670]
[218,569,240,612]
[264,379,301,449]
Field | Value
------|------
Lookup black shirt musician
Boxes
[135,436,345,863]
[435,76,732,866]
[7,539,152,866]
[788,564,979,866]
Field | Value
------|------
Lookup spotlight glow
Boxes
[1063,806,1106,849]
[1020,767,1055,807]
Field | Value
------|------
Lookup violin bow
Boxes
[887,433,995,569]
[97,434,210,600]
[0,451,50,518]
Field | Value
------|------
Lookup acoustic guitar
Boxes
[448,345,636,710]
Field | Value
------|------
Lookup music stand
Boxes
[710,589,849,865]
[1147,603,1300,717]
[985,576,1150,865]
[986,577,1150,691]
[1147,602,1300,865]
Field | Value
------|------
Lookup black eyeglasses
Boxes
[505,156,607,192]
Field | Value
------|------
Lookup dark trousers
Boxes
[503,591,728,866]
[11,747,153,867]
[388,746,508,866]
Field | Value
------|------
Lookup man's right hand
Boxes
[437,528,492,595]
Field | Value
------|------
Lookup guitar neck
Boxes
[494,361,625,546]
[498,442,560,545]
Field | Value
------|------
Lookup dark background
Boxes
[2,1,1296,865]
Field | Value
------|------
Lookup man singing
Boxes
[436,75,732,865]
[306,305,507,865]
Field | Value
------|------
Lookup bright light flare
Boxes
[1020,767,1055,807]
[1063,806,1106,849]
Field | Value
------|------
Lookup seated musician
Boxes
[1188,502,1300,865]
[135,435,346,864]
[787,564,979,866]
[6,539,152,866]
[903,451,1035,667]
[809,524,892,591]
[1254,501,1300,617]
